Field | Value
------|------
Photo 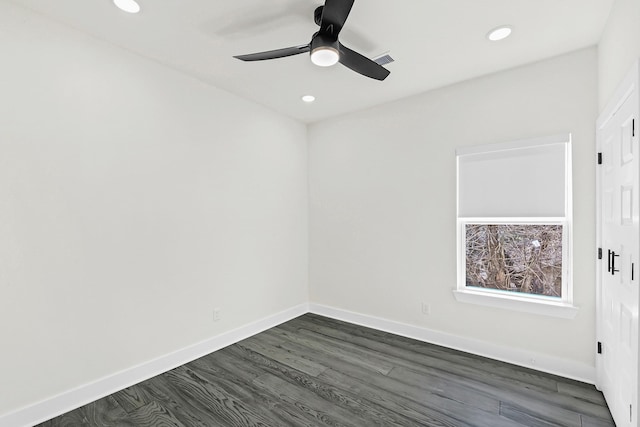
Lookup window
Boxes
[454,134,577,318]
[465,223,564,297]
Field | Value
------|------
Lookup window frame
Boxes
[454,134,578,319]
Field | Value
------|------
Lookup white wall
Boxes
[1,0,620,418]
[598,0,640,109]
[308,48,598,378]
[0,2,307,417]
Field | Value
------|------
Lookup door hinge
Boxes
[633,119,636,137]
[597,152,603,165]
[598,248,602,260]
[633,263,635,281]
[597,341,602,354]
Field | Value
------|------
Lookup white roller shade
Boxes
[457,134,570,218]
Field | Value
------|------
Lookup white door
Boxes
[596,62,639,427]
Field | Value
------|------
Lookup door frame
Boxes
[595,59,640,421]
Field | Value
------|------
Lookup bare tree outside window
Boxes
[465,224,563,298]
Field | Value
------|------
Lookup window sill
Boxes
[452,289,579,319]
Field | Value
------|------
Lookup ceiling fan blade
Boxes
[320,0,355,38]
[339,44,390,81]
[234,44,310,61]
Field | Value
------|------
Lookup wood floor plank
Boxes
[252,332,473,426]
[581,413,620,427]
[115,401,186,427]
[283,316,612,422]
[187,355,264,403]
[38,395,127,426]
[387,365,502,415]
[191,352,327,426]
[273,324,582,424]
[499,401,576,427]
[112,383,155,413]
[261,330,520,427]
[323,365,516,427]
[556,381,608,406]
[253,372,383,427]
[239,334,330,377]
[194,342,362,427]
[131,373,226,426]
[226,340,428,426]
[292,323,552,396]
[387,359,610,423]
[37,314,615,427]
[187,357,323,427]
[264,325,395,375]
[318,367,473,427]
[164,365,278,426]
[289,314,561,393]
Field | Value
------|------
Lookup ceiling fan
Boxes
[233,0,390,81]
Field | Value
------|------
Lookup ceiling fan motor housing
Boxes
[310,32,340,66]
[311,32,339,56]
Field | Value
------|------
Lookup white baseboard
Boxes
[309,303,596,384]
[0,303,309,427]
[1,301,595,426]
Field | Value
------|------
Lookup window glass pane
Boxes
[465,224,563,298]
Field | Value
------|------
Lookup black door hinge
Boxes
[597,152,603,165]
[597,341,603,354]
[598,248,602,260]
[633,119,636,137]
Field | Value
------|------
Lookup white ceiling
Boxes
[9,0,614,123]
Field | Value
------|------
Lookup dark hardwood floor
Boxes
[38,313,615,426]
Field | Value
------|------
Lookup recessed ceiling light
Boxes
[487,26,512,41]
[302,95,316,103]
[113,0,141,14]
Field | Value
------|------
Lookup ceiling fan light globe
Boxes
[311,47,339,67]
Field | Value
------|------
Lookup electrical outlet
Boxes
[213,308,221,322]
[421,303,431,315]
